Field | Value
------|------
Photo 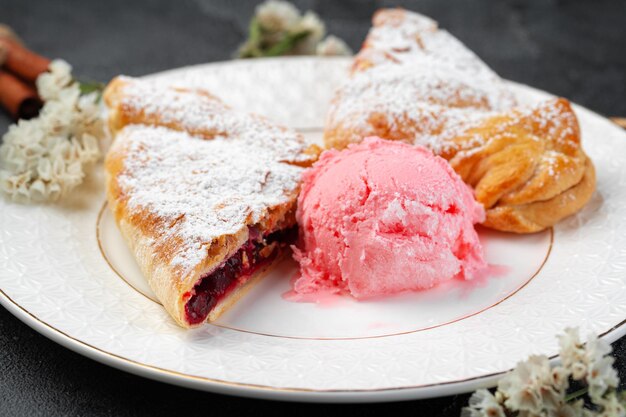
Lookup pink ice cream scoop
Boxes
[292,137,487,299]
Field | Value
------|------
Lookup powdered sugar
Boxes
[109,79,310,275]
[327,10,516,152]
[116,125,304,274]
[116,76,312,165]
[543,150,560,178]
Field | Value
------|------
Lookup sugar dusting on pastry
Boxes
[324,10,594,234]
[108,78,314,277]
[116,125,304,276]
[326,9,516,152]
[291,137,487,299]
[112,76,314,165]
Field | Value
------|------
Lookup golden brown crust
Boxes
[104,77,227,140]
[106,143,249,327]
[104,76,312,328]
[324,9,595,233]
[446,99,594,233]
[484,158,596,233]
[104,76,319,166]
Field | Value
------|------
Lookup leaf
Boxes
[249,17,262,45]
[263,29,310,57]
[565,387,588,402]
[78,80,105,99]
[236,18,265,58]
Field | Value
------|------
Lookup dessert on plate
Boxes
[104,76,318,328]
[324,9,516,151]
[292,137,487,299]
[324,9,595,233]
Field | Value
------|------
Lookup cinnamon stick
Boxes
[0,37,50,83]
[0,24,22,44]
[0,41,7,66]
[0,70,42,120]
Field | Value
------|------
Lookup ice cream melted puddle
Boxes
[455,263,510,298]
[284,263,510,306]
[282,289,350,308]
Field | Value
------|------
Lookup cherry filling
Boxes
[184,226,297,325]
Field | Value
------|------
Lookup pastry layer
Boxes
[324,8,516,153]
[104,77,317,327]
[105,76,320,167]
[323,9,596,233]
[444,98,595,233]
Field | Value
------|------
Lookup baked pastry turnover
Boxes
[104,76,317,328]
[443,98,595,233]
[324,9,595,233]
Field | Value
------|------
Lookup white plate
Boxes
[1,57,625,403]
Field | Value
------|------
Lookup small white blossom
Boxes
[498,355,569,414]
[559,328,588,380]
[552,366,571,392]
[293,11,325,40]
[587,343,619,403]
[256,0,300,33]
[467,329,624,417]
[559,328,619,402]
[316,35,352,56]
[461,389,506,417]
[239,1,347,58]
[37,59,73,101]
[0,59,105,203]
[290,11,325,54]
[587,356,619,403]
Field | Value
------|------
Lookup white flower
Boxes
[559,328,588,380]
[36,59,73,101]
[316,35,352,56]
[466,328,624,417]
[498,355,567,414]
[586,337,619,403]
[256,0,300,33]
[0,59,104,203]
[552,366,571,392]
[588,358,619,404]
[289,10,326,55]
[559,328,619,403]
[461,389,506,417]
[293,11,325,40]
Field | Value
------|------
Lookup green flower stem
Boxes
[78,80,105,99]
[264,30,310,57]
[249,17,262,44]
[565,387,588,402]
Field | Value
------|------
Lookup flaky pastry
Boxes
[104,76,318,328]
[324,9,595,233]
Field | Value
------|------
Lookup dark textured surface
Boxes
[0,0,625,416]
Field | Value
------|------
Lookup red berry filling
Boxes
[184,226,297,325]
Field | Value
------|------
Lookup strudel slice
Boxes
[104,77,318,328]
[324,9,595,233]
